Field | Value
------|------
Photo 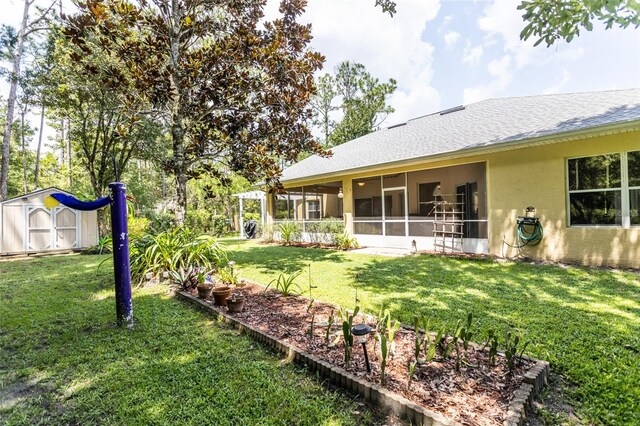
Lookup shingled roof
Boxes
[281,88,640,183]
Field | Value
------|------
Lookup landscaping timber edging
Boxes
[173,289,549,426]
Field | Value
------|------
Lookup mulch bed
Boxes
[190,282,532,425]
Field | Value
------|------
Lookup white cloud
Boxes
[462,55,513,104]
[266,0,443,123]
[462,42,483,65]
[543,69,571,94]
[443,30,460,48]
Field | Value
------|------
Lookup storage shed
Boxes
[0,187,99,255]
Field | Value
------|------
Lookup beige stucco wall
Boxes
[272,129,640,268]
[1,188,99,254]
[487,131,639,268]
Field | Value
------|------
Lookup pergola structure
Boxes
[233,190,266,238]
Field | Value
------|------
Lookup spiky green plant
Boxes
[340,306,360,368]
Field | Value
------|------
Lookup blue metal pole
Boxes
[109,182,133,328]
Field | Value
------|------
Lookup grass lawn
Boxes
[222,239,640,425]
[0,255,382,426]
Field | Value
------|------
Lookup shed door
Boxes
[26,207,53,250]
[53,207,78,249]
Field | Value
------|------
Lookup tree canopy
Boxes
[519,0,640,46]
[63,0,325,224]
[310,61,397,147]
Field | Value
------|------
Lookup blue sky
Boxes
[3,0,640,141]
[264,0,640,126]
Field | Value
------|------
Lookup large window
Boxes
[567,151,639,226]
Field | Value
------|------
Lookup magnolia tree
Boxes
[64,0,326,224]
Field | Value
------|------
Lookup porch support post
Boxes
[341,177,354,234]
[239,196,244,239]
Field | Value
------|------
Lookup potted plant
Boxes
[195,268,213,299]
[211,282,232,306]
[226,292,245,313]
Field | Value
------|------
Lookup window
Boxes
[418,182,440,217]
[307,200,320,219]
[567,151,639,226]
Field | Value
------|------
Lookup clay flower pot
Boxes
[211,286,232,306]
[196,283,213,299]
[226,294,245,313]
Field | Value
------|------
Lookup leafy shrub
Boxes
[186,208,212,234]
[243,212,261,222]
[278,221,301,245]
[212,215,228,236]
[305,220,343,244]
[260,223,275,242]
[335,231,359,250]
[504,331,530,373]
[264,270,302,296]
[83,235,112,255]
[128,216,150,240]
[129,227,227,284]
[146,211,175,233]
[340,306,360,368]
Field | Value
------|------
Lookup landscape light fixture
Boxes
[351,323,372,372]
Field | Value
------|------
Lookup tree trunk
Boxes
[34,103,44,188]
[0,0,30,199]
[65,118,71,187]
[97,207,109,236]
[21,108,27,193]
[169,0,187,226]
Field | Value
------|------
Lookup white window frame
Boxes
[566,150,638,228]
[306,199,320,220]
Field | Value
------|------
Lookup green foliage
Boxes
[326,309,335,344]
[305,220,344,244]
[168,265,199,291]
[519,0,640,47]
[186,208,213,234]
[504,331,530,373]
[277,221,302,245]
[377,309,400,385]
[64,0,326,223]
[264,270,302,296]
[334,231,359,250]
[407,360,417,391]
[311,61,397,147]
[412,316,428,361]
[128,216,150,240]
[129,227,227,284]
[340,306,360,368]
[243,212,261,222]
[217,262,240,286]
[83,234,113,255]
[486,329,499,366]
[146,210,176,234]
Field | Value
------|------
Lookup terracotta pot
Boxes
[226,296,245,313]
[211,286,232,306]
[196,284,213,299]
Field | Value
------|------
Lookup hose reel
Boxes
[516,206,543,246]
[503,206,543,251]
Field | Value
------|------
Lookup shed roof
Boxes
[0,187,71,205]
[281,88,640,183]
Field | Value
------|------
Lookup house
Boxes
[0,187,99,255]
[266,88,640,268]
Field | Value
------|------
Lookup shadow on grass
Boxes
[228,245,347,274]
[344,253,640,423]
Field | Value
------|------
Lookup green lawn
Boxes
[222,239,640,425]
[0,255,380,426]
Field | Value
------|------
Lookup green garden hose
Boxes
[517,220,543,246]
